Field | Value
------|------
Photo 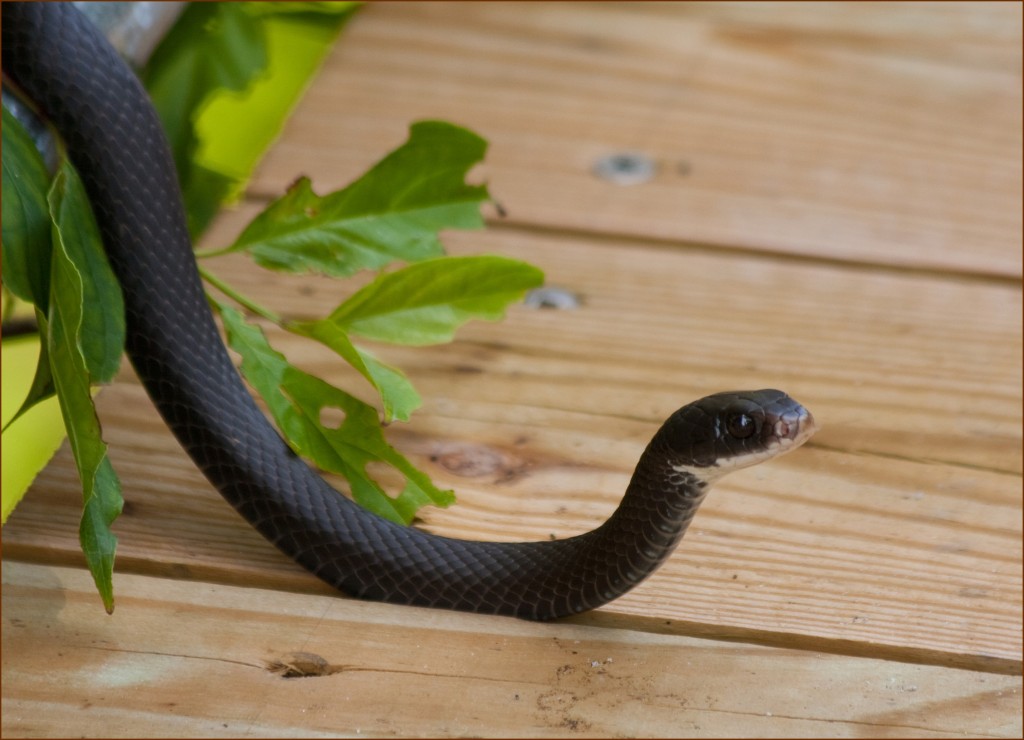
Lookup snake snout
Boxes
[772,405,816,447]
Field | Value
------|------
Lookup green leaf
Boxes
[143,2,269,237]
[218,303,454,524]
[290,319,421,422]
[224,121,490,276]
[326,256,545,345]
[355,349,421,422]
[47,168,124,613]
[2,105,53,312]
[46,165,125,384]
[2,160,123,432]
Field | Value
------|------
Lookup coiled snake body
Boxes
[3,3,815,620]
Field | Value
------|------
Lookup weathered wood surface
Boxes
[3,2,1021,737]
[7,224,1022,667]
[4,562,1020,739]
[254,1,1023,278]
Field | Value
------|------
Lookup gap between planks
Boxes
[483,219,1024,288]
[5,541,1019,678]
[3,561,1021,739]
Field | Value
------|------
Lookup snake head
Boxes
[665,389,816,481]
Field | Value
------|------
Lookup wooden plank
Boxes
[5,3,1020,735]
[251,1,1023,277]
[4,217,1019,670]
[3,562,1020,739]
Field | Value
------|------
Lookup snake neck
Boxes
[583,436,711,597]
[473,431,713,620]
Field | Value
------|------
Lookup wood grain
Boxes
[5,218,1019,671]
[3,2,1020,736]
[4,562,1020,739]
[253,2,1023,277]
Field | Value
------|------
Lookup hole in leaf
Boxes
[365,461,406,500]
[319,405,346,430]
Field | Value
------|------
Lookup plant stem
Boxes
[198,266,282,324]
[193,244,236,259]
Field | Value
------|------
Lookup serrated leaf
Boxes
[290,319,421,422]
[327,255,545,345]
[2,105,53,311]
[219,303,453,524]
[47,170,124,613]
[224,121,489,276]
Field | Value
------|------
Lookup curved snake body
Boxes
[2,3,815,620]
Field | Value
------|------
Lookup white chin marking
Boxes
[671,439,798,483]
[671,413,816,484]
[669,462,722,485]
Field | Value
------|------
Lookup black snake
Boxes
[2,2,815,620]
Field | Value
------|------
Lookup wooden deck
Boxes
[3,2,1021,736]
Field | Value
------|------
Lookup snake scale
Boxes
[2,2,815,620]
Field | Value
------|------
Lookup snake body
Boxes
[3,3,815,620]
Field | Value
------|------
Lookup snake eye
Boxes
[726,413,756,439]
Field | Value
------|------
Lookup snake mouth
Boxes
[771,406,816,449]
